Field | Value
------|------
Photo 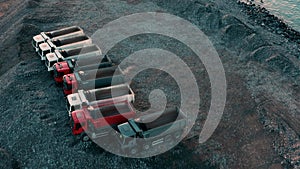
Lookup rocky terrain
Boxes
[0,0,299,168]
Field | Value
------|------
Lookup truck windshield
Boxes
[53,66,58,77]
[53,65,64,77]
[48,60,55,68]
[64,82,72,91]
[38,48,43,56]
[32,40,37,48]
[71,119,82,131]
[70,105,75,112]
[74,123,82,130]
[45,57,52,68]
[43,49,51,56]
[66,100,72,112]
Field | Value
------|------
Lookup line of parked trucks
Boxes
[32,26,187,155]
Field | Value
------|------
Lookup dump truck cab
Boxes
[38,42,52,60]
[32,33,47,52]
[53,60,72,83]
[63,73,77,95]
[67,92,84,115]
[45,52,62,71]
[117,119,142,148]
[71,109,86,135]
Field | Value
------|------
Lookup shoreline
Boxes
[237,1,300,44]
[240,0,300,32]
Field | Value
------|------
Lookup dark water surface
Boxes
[248,0,300,31]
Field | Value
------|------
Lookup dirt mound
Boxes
[0,0,299,168]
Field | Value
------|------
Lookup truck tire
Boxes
[54,79,62,87]
[81,133,90,142]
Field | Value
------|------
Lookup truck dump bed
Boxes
[135,108,181,131]
[90,102,132,119]
[60,45,100,58]
[47,26,82,38]
[86,84,131,101]
[75,61,112,72]
[52,35,89,47]
[66,84,134,115]
[78,66,121,81]
[83,74,126,90]
[74,54,112,68]
[38,34,92,60]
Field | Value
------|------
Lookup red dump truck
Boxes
[71,101,136,141]
[38,34,92,60]
[66,84,135,115]
[45,44,102,71]
[53,55,113,83]
[116,107,186,155]
[32,26,84,52]
[63,66,126,95]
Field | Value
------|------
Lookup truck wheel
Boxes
[81,134,90,142]
[55,81,62,87]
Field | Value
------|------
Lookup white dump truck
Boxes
[32,26,84,52]
[66,84,135,115]
[45,44,102,71]
[38,34,92,60]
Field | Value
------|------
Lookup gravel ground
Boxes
[0,0,299,168]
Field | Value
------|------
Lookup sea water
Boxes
[251,0,300,32]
